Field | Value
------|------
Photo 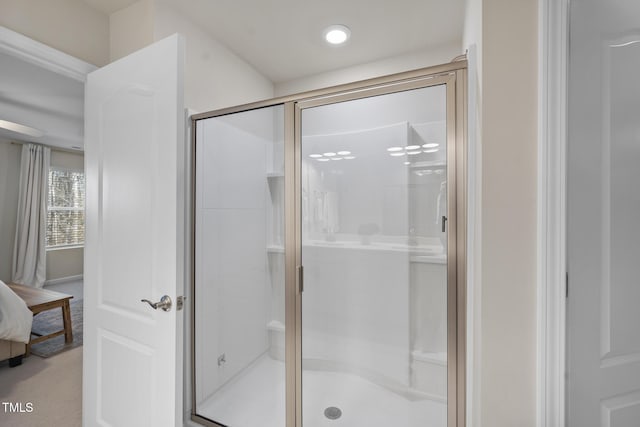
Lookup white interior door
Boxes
[567,1,640,425]
[83,34,185,427]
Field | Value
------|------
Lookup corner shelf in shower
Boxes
[409,255,446,264]
[267,245,284,253]
[409,160,446,169]
[266,243,445,263]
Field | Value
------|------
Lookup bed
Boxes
[0,279,32,367]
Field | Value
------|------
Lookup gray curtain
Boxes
[12,143,50,288]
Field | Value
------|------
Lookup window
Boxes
[47,168,85,248]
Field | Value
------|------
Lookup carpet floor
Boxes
[0,346,82,426]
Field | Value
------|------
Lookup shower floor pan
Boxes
[198,355,446,427]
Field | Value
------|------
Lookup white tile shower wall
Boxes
[293,87,450,399]
[302,246,411,386]
[411,262,447,354]
[267,256,448,399]
[301,123,410,237]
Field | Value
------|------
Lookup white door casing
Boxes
[83,34,185,427]
[537,0,568,425]
[567,0,640,426]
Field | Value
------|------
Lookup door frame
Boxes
[537,0,568,426]
[190,60,468,427]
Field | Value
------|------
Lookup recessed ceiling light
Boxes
[309,154,323,158]
[317,158,330,162]
[390,152,406,157]
[331,157,343,161]
[423,143,439,148]
[423,148,439,153]
[323,152,336,157]
[337,151,351,155]
[387,147,403,152]
[324,25,351,45]
[404,162,411,165]
[405,145,421,150]
[407,151,422,155]
[344,156,356,160]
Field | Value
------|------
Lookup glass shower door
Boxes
[298,83,452,427]
[193,104,286,427]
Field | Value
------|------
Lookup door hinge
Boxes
[565,272,569,298]
[297,265,304,293]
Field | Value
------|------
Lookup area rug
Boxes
[30,298,83,358]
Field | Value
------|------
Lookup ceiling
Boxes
[1,0,464,150]
[85,0,465,83]
[0,52,84,149]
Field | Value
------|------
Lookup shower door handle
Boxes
[141,295,172,312]
[297,265,304,293]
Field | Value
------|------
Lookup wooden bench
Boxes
[8,283,74,356]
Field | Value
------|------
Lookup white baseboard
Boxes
[44,274,83,286]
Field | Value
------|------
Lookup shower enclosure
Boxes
[190,61,467,427]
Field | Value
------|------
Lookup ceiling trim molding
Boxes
[0,26,97,82]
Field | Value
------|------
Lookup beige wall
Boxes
[0,140,22,283]
[0,0,110,66]
[46,246,83,282]
[109,0,154,62]
[107,0,275,112]
[153,2,274,112]
[481,0,538,426]
[274,42,462,96]
[50,148,84,170]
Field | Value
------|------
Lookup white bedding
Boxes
[0,280,33,343]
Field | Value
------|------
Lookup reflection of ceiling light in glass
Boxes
[404,162,411,165]
[423,149,439,153]
[344,156,356,160]
[309,154,323,158]
[390,152,405,157]
[317,158,330,162]
[423,143,439,148]
[337,151,351,155]
[323,152,336,157]
[331,157,343,160]
[407,151,421,155]
[405,145,420,150]
[387,147,403,152]
[425,170,434,175]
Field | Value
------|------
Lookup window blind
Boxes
[47,168,85,247]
